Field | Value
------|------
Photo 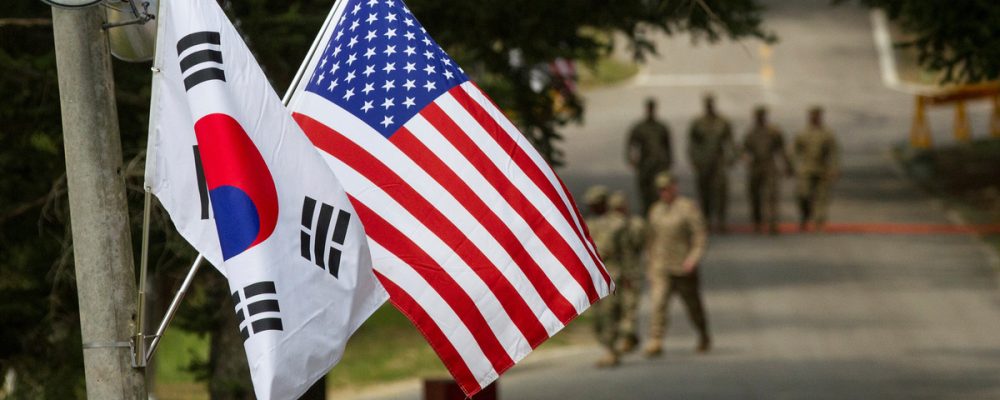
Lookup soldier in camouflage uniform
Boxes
[643,173,711,357]
[583,185,629,367]
[742,106,794,234]
[607,191,646,353]
[793,107,839,231]
[626,98,674,213]
[688,94,736,232]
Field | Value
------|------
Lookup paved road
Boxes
[353,1,1000,398]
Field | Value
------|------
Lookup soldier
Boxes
[583,185,629,367]
[643,173,711,357]
[793,107,839,231]
[742,106,794,234]
[687,94,736,232]
[607,190,646,353]
[626,98,673,213]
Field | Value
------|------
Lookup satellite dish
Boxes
[40,0,102,8]
[106,0,158,62]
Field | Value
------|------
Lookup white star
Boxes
[366,13,378,24]
[332,45,342,57]
[404,18,414,27]
[367,0,378,6]
[345,70,357,83]
[382,62,396,73]
[381,97,395,109]
[380,115,394,127]
[385,28,397,39]
[348,36,359,48]
[403,79,416,90]
[403,97,415,108]
[335,30,344,41]
[386,0,395,7]
[403,5,411,14]
[404,31,416,41]
[330,62,340,74]
[365,30,377,41]
[423,64,436,74]
[362,82,375,94]
[361,100,374,113]
[404,46,416,56]
[343,88,355,101]
[320,57,328,68]
[350,20,360,32]
[422,37,432,46]
[403,62,416,73]
[443,70,454,80]
[386,13,397,22]
[442,58,452,66]
[327,78,339,91]
[346,53,358,65]
[423,50,435,59]
[316,73,325,84]
[383,45,397,56]
[364,47,376,59]
[363,65,376,77]
[352,3,361,14]
[423,80,436,91]
[382,79,395,91]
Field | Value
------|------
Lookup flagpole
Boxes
[145,254,204,362]
[281,0,344,104]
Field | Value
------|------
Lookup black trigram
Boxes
[300,196,352,278]
[192,145,211,220]
[232,281,283,342]
[176,31,225,91]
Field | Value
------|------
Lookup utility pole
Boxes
[51,5,146,399]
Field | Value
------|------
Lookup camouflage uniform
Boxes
[644,174,710,356]
[688,115,736,230]
[626,119,673,213]
[583,186,629,366]
[793,126,839,229]
[607,191,646,351]
[742,124,793,233]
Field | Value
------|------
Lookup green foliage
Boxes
[849,0,1000,83]
[0,0,770,397]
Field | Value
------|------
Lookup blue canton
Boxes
[305,0,468,138]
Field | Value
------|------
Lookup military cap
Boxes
[654,172,675,190]
[584,185,609,205]
[608,191,627,209]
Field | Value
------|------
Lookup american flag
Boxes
[287,0,612,394]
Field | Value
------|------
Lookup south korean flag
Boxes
[145,0,387,398]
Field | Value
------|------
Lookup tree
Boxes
[849,0,1000,83]
[0,0,770,397]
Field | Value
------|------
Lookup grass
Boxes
[151,302,595,398]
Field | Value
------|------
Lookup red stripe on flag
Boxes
[393,127,578,325]
[295,114,548,351]
[418,103,600,304]
[448,87,612,289]
[346,197,515,375]
[372,270,481,395]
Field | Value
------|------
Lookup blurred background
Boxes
[1,0,998,398]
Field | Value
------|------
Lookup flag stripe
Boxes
[418,102,600,303]
[371,269,484,394]
[296,114,548,350]
[449,86,611,290]
[349,199,515,374]
[391,127,579,325]
[402,115,591,314]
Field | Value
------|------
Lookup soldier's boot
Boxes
[618,334,639,353]
[643,341,663,358]
[696,334,711,354]
[595,350,620,368]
